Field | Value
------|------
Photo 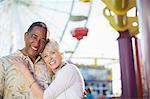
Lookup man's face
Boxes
[24,26,47,59]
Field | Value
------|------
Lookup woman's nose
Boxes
[48,55,53,60]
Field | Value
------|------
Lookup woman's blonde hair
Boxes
[44,38,64,53]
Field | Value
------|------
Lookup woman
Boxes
[13,39,85,99]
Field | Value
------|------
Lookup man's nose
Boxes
[34,39,40,47]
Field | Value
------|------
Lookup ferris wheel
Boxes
[0,0,92,61]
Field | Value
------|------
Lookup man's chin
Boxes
[29,52,38,57]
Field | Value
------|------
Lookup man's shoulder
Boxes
[0,51,20,62]
[0,54,12,61]
[0,54,14,69]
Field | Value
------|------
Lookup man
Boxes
[0,22,51,99]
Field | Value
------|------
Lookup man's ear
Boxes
[46,38,50,44]
[24,32,28,41]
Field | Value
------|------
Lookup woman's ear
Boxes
[61,52,64,59]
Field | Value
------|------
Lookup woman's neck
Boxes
[52,62,66,74]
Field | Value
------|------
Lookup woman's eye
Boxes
[43,55,48,58]
[51,51,55,54]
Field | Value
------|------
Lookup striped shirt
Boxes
[0,50,51,99]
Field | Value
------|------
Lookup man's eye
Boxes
[40,39,46,43]
[32,34,37,39]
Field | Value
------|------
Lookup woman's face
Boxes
[42,47,63,72]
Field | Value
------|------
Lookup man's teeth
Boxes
[32,47,38,51]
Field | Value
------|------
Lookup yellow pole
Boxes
[94,57,97,66]
[112,0,128,10]
[114,14,127,27]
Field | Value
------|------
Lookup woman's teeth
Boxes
[50,61,55,65]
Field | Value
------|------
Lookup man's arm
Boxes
[0,59,5,98]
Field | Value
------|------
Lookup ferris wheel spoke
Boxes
[14,0,72,15]
[68,2,93,60]
[0,9,14,54]
[0,0,6,5]
[22,0,74,40]
[0,0,93,59]
[59,0,75,42]
[23,5,61,30]
[23,4,67,40]
[68,41,80,60]
[31,4,71,15]
[24,6,48,22]
[0,0,9,13]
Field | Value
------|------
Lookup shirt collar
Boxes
[54,61,67,74]
[16,50,42,63]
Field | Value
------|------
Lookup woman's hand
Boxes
[11,57,32,79]
[10,57,29,73]
[10,57,35,85]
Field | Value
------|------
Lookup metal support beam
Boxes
[117,30,137,98]
[136,0,150,97]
